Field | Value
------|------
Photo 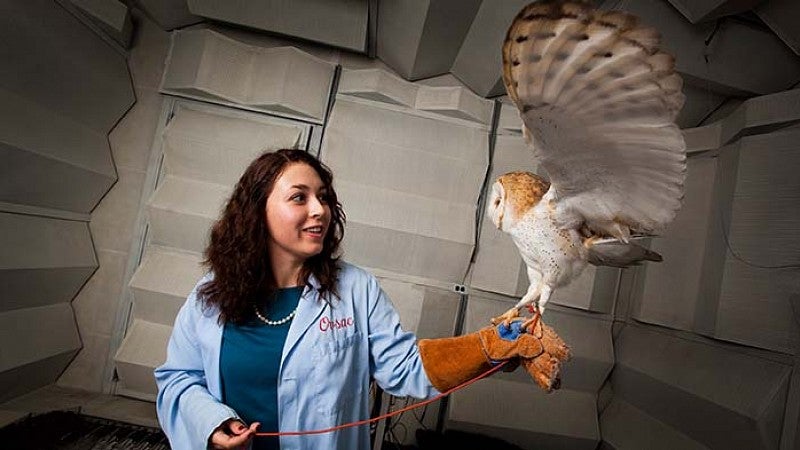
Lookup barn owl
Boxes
[488,0,686,328]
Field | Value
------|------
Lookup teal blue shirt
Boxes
[221,286,303,450]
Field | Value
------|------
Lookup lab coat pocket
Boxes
[312,331,363,420]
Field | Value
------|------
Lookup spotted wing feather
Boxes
[502,1,686,238]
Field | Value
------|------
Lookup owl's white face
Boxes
[487,172,549,234]
[487,181,507,231]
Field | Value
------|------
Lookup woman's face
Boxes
[265,162,332,266]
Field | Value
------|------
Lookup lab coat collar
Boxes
[283,272,327,360]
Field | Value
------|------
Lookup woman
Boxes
[155,149,568,450]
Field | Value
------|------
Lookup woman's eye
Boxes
[318,193,329,204]
[291,193,305,202]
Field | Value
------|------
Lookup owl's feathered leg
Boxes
[522,284,552,331]
[580,222,632,246]
[491,268,543,327]
[537,284,553,314]
[492,283,541,327]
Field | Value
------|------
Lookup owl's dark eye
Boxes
[494,198,501,207]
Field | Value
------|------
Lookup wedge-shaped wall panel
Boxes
[161,29,335,123]
[0,0,134,131]
[146,175,229,254]
[188,0,368,52]
[450,0,532,98]
[637,91,800,354]
[377,0,482,80]
[129,246,205,326]
[415,86,493,124]
[0,131,114,213]
[757,0,800,56]
[0,0,131,213]
[633,155,718,331]
[0,304,81,402]
[114,319,173,401]
[0,0,132,403]
[709,129,800,353]
[338,69,494,126]
[374,275,461,339]
[666,0,763,23]
[69,0,133,48]
[612,325,790,450]
[321,95,488,284]
[449,379,600,450]
[161,105,306,186]
[600,398,710,450]
[0,213,97,312]
[135,0,202,30]
[677,82,729,129]
[682,89,800,154]
[338,69,419,107]
[146,104,306,253]
[614,0,800,96]
[716,89,800,145]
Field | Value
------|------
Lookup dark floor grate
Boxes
[0,410,170,450]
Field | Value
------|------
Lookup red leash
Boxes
[255,360,510,437]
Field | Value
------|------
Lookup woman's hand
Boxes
[209,419,260,449]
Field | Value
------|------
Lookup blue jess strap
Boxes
[496,320,525,341]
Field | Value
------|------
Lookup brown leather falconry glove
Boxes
[418,318,571,393]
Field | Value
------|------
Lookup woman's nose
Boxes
[309,197,325,217]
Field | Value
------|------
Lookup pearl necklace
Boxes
[254,304,298,326]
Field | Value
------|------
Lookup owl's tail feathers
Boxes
[587,237,662,268]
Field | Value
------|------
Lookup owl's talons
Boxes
[582,234,602,248]
[521,308,542,335]
[491,307,521,328]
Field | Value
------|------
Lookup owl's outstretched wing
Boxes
[502,1,686,239]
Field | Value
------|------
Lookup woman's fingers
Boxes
[210,420,261,449]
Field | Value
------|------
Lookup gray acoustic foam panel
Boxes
[665,0,762,23]
[0,0,133,213]
[377,0,482,80]
[450,0,532,98]
[0,304,82,403]
[611,325,790,450]
[187,0,368,53]
[161,29,335,123]
[756,0,800,56]
[136,0,202,30]
[323,69,493,285]
[0,213,97,312]
[611,0,800,96]
[68,0,133,47]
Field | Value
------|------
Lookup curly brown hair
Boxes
[198,149,345,324]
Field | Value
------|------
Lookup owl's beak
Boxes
[497,209,504,230]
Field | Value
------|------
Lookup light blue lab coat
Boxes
[155,262,439,450]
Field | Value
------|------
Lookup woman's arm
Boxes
[364,274,440,399]
[154,285,241,450]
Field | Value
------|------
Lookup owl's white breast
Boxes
[508,196,588,286]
